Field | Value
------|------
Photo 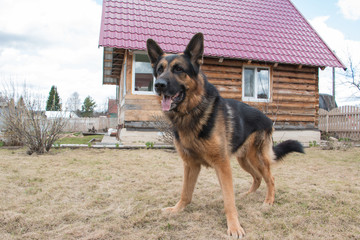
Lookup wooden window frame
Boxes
[131,51,156,95]
[242,65,272,102]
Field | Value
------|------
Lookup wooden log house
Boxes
[99,0,345,141]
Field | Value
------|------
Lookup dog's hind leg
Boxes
[253,152,275,205]
[162,160,201,213]
[245,141,275,205]
[260,158,275,205]
[237,156,262,194]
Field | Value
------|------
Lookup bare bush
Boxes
[0,83,67,154]
[344,56,360,92]
[3,127,23,146]
[151,114,174,144]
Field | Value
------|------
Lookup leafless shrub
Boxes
[0,83,67,154]
[3,128,23,146]
[151,114,174,144]
[344,56,360,92]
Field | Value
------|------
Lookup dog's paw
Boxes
[239,191,251,198]
[227,224,246,239]
[161,206,183,214]
[263,199,274,206]
[162,201,188,214]
[227,219,245,239]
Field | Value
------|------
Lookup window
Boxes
[132,53,155,94]
[242,67,270,102]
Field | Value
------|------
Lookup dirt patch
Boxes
[119,129,162,146]
[0,147,359,239]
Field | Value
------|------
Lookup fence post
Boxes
[326,113,329,133]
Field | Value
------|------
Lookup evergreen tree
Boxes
[46,86,61,111]
[81,96,96,117]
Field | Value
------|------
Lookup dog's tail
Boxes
[273,140,304,161]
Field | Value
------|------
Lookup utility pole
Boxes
[332,50,336,106]
[332,67,335,102]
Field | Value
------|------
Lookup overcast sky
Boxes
[0,0,113,111]
[292,0,360,105]
[0,0,359,110]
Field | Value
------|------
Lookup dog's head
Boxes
[146,33,205,112]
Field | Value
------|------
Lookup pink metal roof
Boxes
[99,0,345,68]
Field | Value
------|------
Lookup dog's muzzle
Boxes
[154,78,185,112]
[154,78,167,94]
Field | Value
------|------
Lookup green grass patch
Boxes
[55,135,104,144]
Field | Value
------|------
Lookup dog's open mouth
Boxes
[161,91,185,111]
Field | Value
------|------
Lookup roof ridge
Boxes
[104,1,305,26]
[107,0,291,13]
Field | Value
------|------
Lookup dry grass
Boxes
[0,147,359,239]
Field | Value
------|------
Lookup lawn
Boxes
[0,147,359,239]
[55,133,104,145]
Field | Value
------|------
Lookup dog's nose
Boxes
[155,79,167,92]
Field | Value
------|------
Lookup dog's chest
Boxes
[176,133,212,166]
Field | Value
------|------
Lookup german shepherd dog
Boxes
[146,33,304,238]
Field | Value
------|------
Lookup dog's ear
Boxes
[146,39,164,67]
[184,33,204,66]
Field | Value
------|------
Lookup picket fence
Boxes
[318,106,360,140]
[62,117,118,132]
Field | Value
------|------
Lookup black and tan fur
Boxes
[146,33,304,238]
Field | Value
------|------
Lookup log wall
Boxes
[272,64,318,128]
[202,58,319,129]
[119,52,319,129]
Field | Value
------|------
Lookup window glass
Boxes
[257,68,269,99]
[244,68,255,97]
[243,66,270,101]
[134,54,154,92]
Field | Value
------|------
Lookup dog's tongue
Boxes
[161,96,172,111]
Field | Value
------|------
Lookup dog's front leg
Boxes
[163,160,201,213]
[214,160,246,238]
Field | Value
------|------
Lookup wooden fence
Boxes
[62,117,118,132]
[318,106,360,140]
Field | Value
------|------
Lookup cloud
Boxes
[0,31,43,51]
[309,16,360,105]
[337,0,360,20]
[0,0,115,110]
[310,16,360,64]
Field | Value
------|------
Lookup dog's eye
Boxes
[173,65,184,73]
[157,66,164,75]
